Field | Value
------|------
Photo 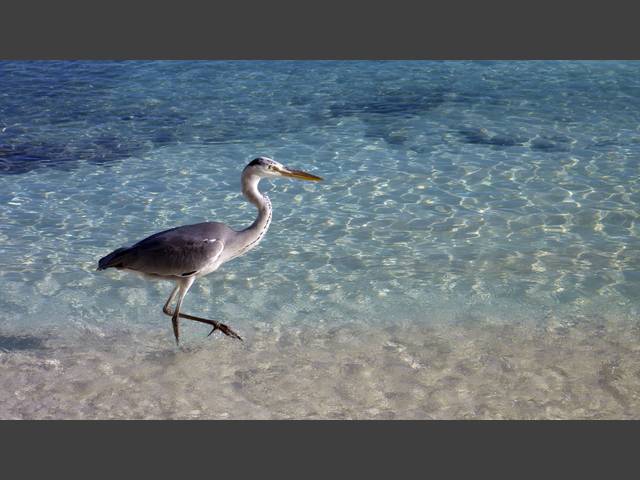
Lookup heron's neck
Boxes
[238,172,272,248]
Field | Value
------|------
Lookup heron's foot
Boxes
[162,306,242,341]
[208,321,243,341]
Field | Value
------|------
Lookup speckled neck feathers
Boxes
[232,170,273,258]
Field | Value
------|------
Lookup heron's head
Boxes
[244,157,323,182]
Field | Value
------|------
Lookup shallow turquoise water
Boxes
[1,61,640,419]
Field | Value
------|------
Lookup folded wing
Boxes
[98,223,226,277]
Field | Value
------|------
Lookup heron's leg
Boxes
[162,284,182,344]
[162,285,179,316]
[161,282,242,341]
[169,277,195,345]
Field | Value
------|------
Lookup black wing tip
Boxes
[97,247,130,271]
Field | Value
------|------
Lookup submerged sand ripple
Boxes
[2,316,639,419]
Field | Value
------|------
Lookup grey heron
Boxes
[97,157,322,344]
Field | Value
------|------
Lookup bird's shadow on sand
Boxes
[0,334,47,352]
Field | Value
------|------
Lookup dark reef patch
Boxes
[0,136,149,174]
[0,334,47,352]
[330,88,447,119]
[530,135,571,152]
[0,142,65,175]
[457,128,528,148]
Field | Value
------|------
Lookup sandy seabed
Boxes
[1,313,640,420]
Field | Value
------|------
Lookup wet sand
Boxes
[2,313,639,420]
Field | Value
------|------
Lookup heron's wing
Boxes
[136,238,223,276]
[102,223,227,277]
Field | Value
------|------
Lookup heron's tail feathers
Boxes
[97,247,130,271]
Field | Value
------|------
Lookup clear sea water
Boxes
[1,61,640,419]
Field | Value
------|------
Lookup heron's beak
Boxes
[279,167,323,182]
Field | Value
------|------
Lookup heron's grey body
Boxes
[97,219,265,279]
[97,157,320,344]
[97,222,231,277]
